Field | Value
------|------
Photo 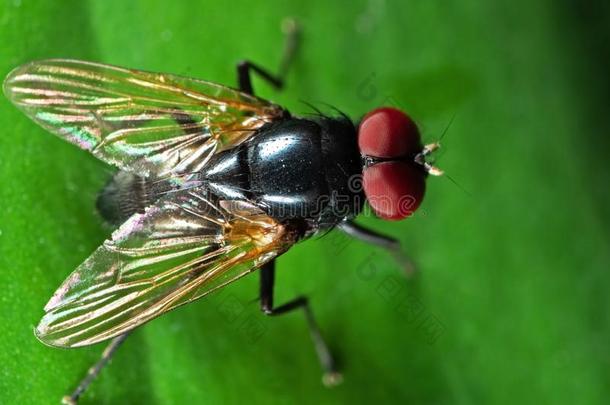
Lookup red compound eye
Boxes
[363,162,425,220]
[358,107,422,158]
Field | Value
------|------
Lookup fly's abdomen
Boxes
[247,120,327,220]
[96,171,172,225]
[201,119,328,222]
[201,117,362,233]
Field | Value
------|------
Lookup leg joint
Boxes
[264,296,308,316]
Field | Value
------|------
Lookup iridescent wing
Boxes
[3,59,284,177]
[36,189,295,347]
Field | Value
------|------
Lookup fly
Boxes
[3,20,442,404]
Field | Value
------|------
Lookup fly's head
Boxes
[358,107,442,220]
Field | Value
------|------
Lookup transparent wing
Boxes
[36,190,293,347]
[3,59,283,177]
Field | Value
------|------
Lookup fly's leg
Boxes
[259,260,342,387]
[337,220,416,276]
[61,333,130,405]
[237,18,300,95]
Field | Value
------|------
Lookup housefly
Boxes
[3,22,442,405]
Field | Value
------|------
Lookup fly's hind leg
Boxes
[61,333,130,405]
[259,260,342,386]
[237,18,300,95]
[338,220,416,277]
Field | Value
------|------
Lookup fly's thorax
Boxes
[219,200,298,264]
[314,116,364,228]
[222,200,284,245]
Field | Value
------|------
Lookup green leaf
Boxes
[1,1,608,404]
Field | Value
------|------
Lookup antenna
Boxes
[434,113,471,196]
[439,112,456,142]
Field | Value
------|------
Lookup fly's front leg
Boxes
[61,333,130,405]
[338,220,416,276]
[259,260,342,387]
[237,18,300,95]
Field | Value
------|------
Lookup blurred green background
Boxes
[1,0,609,404]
